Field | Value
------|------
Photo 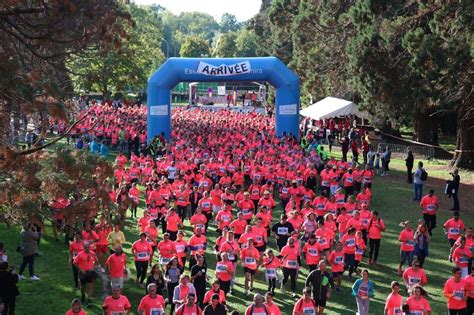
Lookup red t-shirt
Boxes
[102,295,131,315]
[420,195,438,214]
[137,294,166,315]
[399,229,415,252]
[405,296,431,315]
[74,250,97,271]
[328,250,344,273]
[215,261,234,282]
[132,240,153,261]
[106,253,127,278]
[384,292,403,315]
[444,278,467,310]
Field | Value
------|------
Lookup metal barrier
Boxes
[370,141,435,159]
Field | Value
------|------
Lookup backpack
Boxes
[420,169,428,181]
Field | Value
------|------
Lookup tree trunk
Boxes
[413,107,439,145]
[451,106,474,169]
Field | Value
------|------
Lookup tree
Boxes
[235,29,258,57]
[220,13,241,33]
[0,0,129,225]
[291,0,355,103]
[179,36,210,57]
[68,4,165,96]
[213,32,237,57]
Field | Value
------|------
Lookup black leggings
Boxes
[267,277,277,294]
[282,268,297,293]
[72,264,80,287]
[19,254,36,276]
[423,214,436,235]
[369,238,380,261]
[168,282,179,313]
[135,260,148,283]
[1,296,16,315]
[449,309,466,315]
[219,279,231,295]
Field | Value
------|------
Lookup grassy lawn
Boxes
[1,148,472,314]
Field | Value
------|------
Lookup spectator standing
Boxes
[450,169,461,211]
[405,151,414,183]
[18,223,40,281]
[381,146,391,176]
[0,262,19,315]
[413,162,426,201]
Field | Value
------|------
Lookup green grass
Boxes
[1,150,472,314]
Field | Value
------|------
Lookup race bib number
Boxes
[361,219,369,225]
[449,228,460,235]
[202,202,210,208]
[216,264,227,273]
[227,253,235,260]
[277,227,288,235]
[242,208,252,215]
[453,290,465,300]
[176,245,185,253]
[303,307,315,315]
[426,205,436,211]
[355,248,364,255]
[346,239,355,247]
[222,215,230,222]
[322,181,329,187]
[409,311,423,315]
[393,307,401,314]
[358,286,368,297]
[459,256,470,263]
[286,259,298,267]
[335,256,344,264]
[308,249,318,256]
[256,236,263,243]
[265,268,276,277]
[408,277,421,285]
[150,309,164,315]
[136,252,149,259]
[405,240,415,246]
[245,257,256,265]
[196,224,205,230]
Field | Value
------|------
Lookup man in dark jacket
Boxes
[305,260,334,315]
[203,294,227,315]
[0,261,20,315]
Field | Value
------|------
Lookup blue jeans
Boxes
[414,183,423,200]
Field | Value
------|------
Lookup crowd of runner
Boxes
[2,102,473,315]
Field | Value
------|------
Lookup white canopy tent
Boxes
[300,97,370,120]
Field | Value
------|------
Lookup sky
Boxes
[134,0,262,22]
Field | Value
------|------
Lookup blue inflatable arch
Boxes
[147,57,300,142]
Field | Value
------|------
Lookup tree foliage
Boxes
[253,0,473,167]
[219,13,241,33]
[0,0,129,225]
[179,35,210,57]
[68,4,165,96]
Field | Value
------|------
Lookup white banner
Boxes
[217,86,226,95]
[149,105,168,116]
[279,104,297,115]
[196,61,251,76]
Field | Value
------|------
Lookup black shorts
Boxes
[79,270,96,284]
[315,298,327,307]
[255,244,266,252]
[244,267,256,275]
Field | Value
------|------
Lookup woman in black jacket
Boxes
[0,262,20,315]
